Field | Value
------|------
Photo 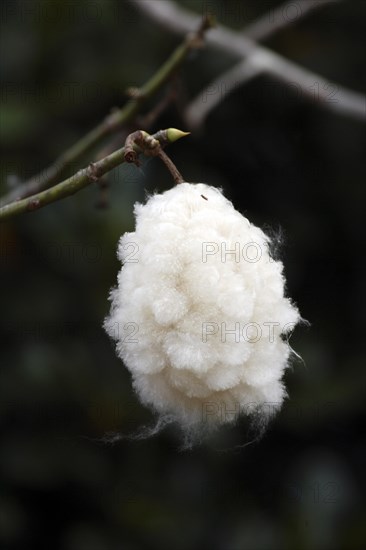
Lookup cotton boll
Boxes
[242,339,290,387]
[122,345,166,375]
[165,369,213,399]
[162,331,216,373]
[151,288,189,325]
[204,361,249,391]
[104,182,301,443]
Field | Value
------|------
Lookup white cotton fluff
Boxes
[104,182,300,441]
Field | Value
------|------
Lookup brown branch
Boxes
[123,129,187,184]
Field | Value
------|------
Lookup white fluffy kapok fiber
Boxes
[104,182,300,440]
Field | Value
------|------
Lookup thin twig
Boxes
[93,85,178,208]
[244,0,340,42]
[131,0,365,127]
[0,15,213,207]
[0,129,187,222]
[157,150,184,184]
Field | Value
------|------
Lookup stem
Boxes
[1,17,213,207]
[0,129,186,222]
[157,150,184,184]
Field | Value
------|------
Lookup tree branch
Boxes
[0,129,187,222]
[244,0,340,42]
[1,14,213,207]
[131,0,365,128]
[186,0,348,128]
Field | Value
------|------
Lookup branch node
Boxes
[200,13,216,34]
[124,150,139,165]
[188,12,216,47]
[87,162,101,182]
[27,198,41,212]
[125,86,145,99]
[124,130,144,165]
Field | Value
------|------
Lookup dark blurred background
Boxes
[1,1,365,549]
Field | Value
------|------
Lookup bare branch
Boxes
[131,0,365,128]
[244,0,340,42]
[0,129,188,222]
[186,0,344,127]
[1,15,213,207]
